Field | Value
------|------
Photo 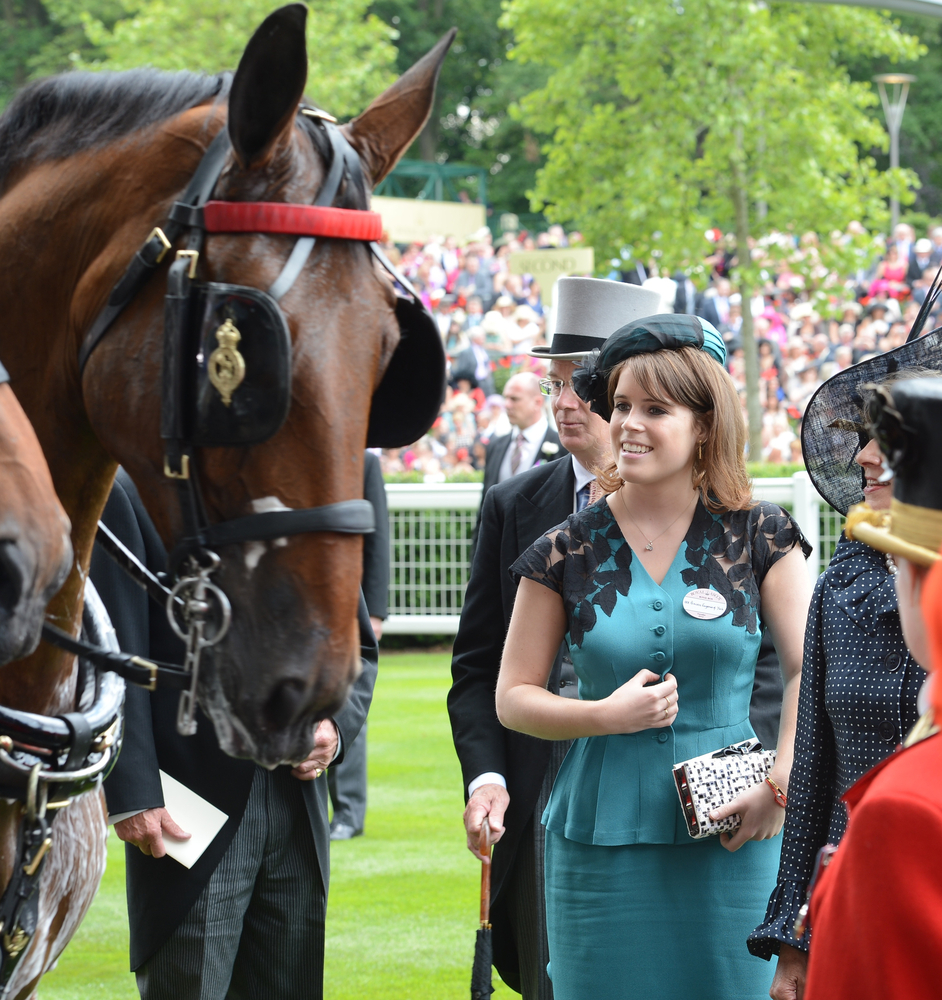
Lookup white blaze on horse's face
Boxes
[243,497,290,572]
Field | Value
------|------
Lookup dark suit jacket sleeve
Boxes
[473,434,509,556]
[749,629,783,751]
[448,483,509,794]
[361,452,389,621]
[331,595,378,767]
[97,472,164,816]
[748,573,833,958]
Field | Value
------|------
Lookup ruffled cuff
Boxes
[747,881,811,959]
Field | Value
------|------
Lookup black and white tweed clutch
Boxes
[672,739,777,840]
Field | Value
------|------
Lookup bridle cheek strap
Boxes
[202,202,383,241]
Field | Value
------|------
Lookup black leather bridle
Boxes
[79,113,380,566]
[72,110,436,735]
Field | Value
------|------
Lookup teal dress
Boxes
[511,498,809,1000]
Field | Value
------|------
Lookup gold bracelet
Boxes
[765,775,787,808]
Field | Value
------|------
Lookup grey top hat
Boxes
[529,277,662,361]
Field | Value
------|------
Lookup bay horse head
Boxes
[0,4,453,766]
[0,366,72,665]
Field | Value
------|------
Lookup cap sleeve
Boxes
[750,501,813,585]
[510,522,572,597]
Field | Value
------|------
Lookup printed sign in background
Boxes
[508,247,596,303]
[373,196,486,246]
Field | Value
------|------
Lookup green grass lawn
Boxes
[40,652,517,999]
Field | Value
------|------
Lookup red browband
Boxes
[202,201,384,242]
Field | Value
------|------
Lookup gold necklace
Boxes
[618,490,696,551]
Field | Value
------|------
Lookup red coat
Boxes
[805,731,942,999]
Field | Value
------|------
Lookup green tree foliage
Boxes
[0,0,90,108]
[845,13,942,220]
[3,0,396,119]
[369,0,545,216]
[502,0,922,456]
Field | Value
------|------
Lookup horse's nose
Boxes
[261,677,308,731]
[0,541,27,619]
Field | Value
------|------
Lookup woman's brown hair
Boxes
[596,346,753,513]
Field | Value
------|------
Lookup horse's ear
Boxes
[228,4,309,169]
[344,29,456,186]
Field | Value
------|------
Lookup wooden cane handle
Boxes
[479,825,492,926]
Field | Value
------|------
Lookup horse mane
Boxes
[0,70,366,208]
[0,69,232,191]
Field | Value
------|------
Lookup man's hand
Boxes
[464,783,510,862]
[370,616,384,641]
[291,719,340,781]
[114,808,190,859]
[770,944,808,1000]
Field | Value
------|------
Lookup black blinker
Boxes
[367,294,446,449]
[189,282,292,447]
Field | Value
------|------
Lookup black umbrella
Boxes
[471,826,494,999]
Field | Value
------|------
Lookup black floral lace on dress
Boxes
[680,501,812,633]
[512,499,811,647]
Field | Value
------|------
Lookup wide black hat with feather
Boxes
[801,272,942,515]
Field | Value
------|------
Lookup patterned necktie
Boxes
[576,479,602,511]
[510,431,526,475]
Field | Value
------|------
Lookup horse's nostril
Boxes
[0,541,25,616]
[262,678,308,730]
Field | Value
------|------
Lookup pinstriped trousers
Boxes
[136,767,325,1000]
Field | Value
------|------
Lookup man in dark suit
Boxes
[449,277,785,999]
[480,372,565,503]
[906,238,936,286]
[96,470,376,1000]
[451,326,496,398]
[328,451,389,840]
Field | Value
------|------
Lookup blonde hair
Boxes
[596,346,753,513]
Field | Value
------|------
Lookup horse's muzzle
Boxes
[0,538,69,665]
[195,610,359,767]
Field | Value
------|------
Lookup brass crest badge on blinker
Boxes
[208,319,246,407]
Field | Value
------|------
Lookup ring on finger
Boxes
[314,768,323,779]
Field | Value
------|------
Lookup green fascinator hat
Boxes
[572,314,727,420]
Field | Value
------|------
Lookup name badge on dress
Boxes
[682,588,728,620]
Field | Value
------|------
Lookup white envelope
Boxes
[159,770,229,869]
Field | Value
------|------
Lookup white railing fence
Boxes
[384,474,843,635]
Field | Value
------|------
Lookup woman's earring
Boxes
[698,442,703,462]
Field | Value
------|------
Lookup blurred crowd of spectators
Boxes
[376,221,942,480]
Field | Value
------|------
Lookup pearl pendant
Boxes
[645,542,654,551]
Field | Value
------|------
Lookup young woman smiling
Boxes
[496,316,812,1000]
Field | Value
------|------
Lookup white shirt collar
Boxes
[571,454,597,491]
[517,414,548,444]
